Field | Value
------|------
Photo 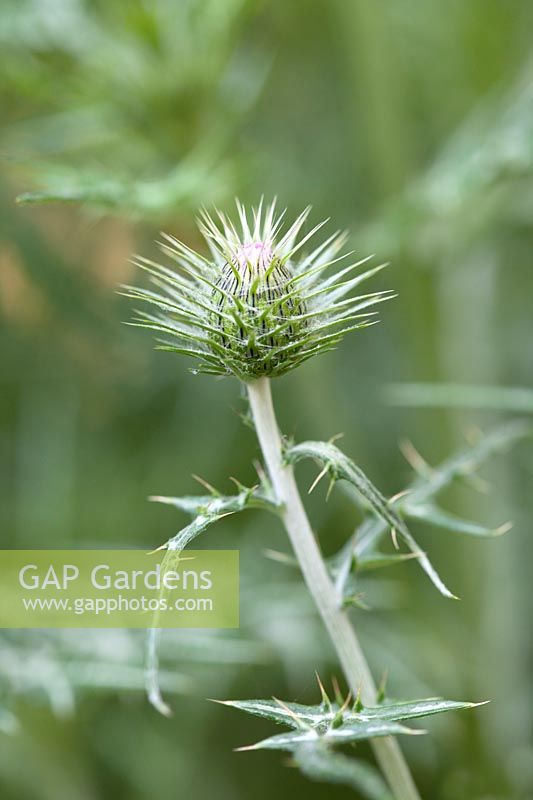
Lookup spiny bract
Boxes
[124,201,392,381]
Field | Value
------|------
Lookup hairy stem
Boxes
[247,376,420,800]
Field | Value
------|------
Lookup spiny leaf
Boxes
[284,440,456,598]
[149,483,279,522]
[219,688,481,796]
[328,421,531,600]
[237,720,418,751]
[162,515,223,552]
[404,419,531,506]
[355,551,422,571]
[146,481,277,714]
[214,697,329,727]
[217,695,480,731]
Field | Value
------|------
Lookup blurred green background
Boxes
[1,1,533,798]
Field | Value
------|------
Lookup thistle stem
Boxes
[247,376,421,800]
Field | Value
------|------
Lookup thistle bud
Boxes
[212,241,307,379]
[126,201,392,381]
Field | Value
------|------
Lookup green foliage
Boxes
[144,475,279,715]
[218,694,477,732]
[0,628,267,730]
[285,439,456,598]
[335,421,531,600]
[284,421,531,605]
[218,684,480,798]
[6,0,268,217]
[3,1,533,798]
[150,477,278,551]
[140,418,529,773]
[399,420,531,509]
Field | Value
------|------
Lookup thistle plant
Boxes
[125,201,526,800]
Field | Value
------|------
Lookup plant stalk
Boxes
[247,376,421,800]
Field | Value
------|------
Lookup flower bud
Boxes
[212,241,307,379]
[127,201,391,381]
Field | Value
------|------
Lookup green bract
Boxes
[124,201,392,380]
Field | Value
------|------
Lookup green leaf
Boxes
[356,551,422,571]
[150,479,279,552]
[215,697,329,727]
[219,688,481,797]
[218,694,480,733]
[146,481,278,714]
[285,440,457,598]
[238,720,417,751]
[294,742,393,800]
[404,420,531,506]
[327,421,531,600]
[150,484,278,522]
[403,504,508,537]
